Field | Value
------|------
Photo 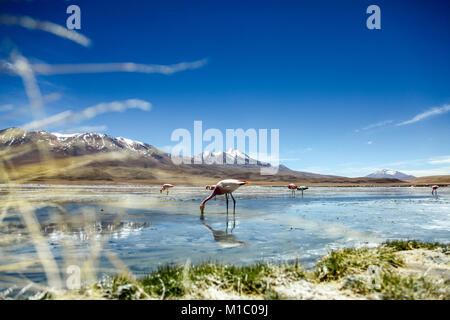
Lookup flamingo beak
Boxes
[200,204,205,214]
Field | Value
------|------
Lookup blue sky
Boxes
[0,0,449,177]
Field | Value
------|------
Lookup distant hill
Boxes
[366,169,415,180]
[0,127,406,185]
[408,175,450,185]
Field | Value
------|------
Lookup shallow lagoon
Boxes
[0,185,449,288]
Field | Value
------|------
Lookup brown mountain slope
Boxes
[408,175,450,186]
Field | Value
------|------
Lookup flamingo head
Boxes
[200,204,205,214]
[159,188,163,193]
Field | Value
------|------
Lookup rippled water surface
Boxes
[1,185,449,288]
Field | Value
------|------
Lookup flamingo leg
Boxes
[230,192,236,212]
[225,193,229,212]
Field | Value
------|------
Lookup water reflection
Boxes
[202,211,247,248]
[44,221,153,241]
[1,213,153,243]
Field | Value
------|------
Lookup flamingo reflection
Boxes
[202,211,247,248]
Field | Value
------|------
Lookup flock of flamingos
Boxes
[159,179,257,214]
[159,180,441,219]
[159,179,303,219]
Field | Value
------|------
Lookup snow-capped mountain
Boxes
[198,148,270,167]
[0,128,274,168]
[0,127,374,183]
[0,127,166,161]
[365,169,415,180]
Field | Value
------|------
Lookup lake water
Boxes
[0,185,449,290]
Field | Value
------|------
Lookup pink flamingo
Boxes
[160,183,174,195]
[288,183,298,196]
[200,179,248,217]
[431,185,439,195]
[288,184,308,197]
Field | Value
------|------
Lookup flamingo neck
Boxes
[201,189,218,206]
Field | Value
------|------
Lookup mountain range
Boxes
[0,127,444,185]
[365,169,415,180]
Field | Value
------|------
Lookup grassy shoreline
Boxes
[36,240,449,300]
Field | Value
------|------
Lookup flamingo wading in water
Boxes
[288,184,308,197]
[160,184,174,195]
[432,185,439,195]
[297,185,308,196]
[200,179,248,218]
[288,183,298,196]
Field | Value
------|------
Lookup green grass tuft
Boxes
[140,265,185,299]
[138,262,306,299]
[93,276,145,300]
[345,271,449,300]
[383,240,449,252]
[315,247,403,281]
[379,273,448,300]
[186,262,305,297]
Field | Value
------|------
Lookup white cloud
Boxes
[0,14,91,47]
[367,141,373,145]
[72,99,151,122]
[28,59,208,76]
[355,104,450,132]
[42,92,62,104]
[21,99,151,131]
[359,119,393,131]
[397,104,450,126]
[22,110,72,131]
[428,156,450,165]
[401,167,450,177]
